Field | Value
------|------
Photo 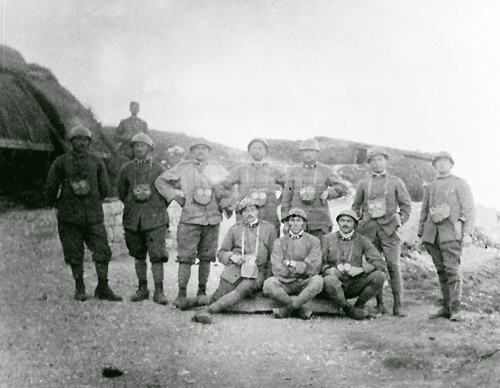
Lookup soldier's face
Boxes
[289,216,305,234]
[301,150,319,163]
[434,158,453,174]
[133,142,150,159]
[130,103,140,115]
[338,215,356,234]
[71,137,90,153]
[248,142,267,161]
[242,205,259,224]
[191,145,210,162]
[369,155,387,173]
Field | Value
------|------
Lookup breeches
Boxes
[124,225,168,263]
[176,223,220,264]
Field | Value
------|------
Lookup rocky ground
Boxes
[1,208,500,388]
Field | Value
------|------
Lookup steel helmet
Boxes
[68,125,92,140]
[247,138,269,153]
[336,209,359,225]
[283,207,308,222]
[189,138,212,152]
[131,133,154,147]
[299,138,320,151]
[236,197,260,213]
[432,151,454,166]
[367,147,389,163]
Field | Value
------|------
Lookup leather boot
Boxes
[344,305,375,321]
[389,270,406,317]
[71,264,88,302]
[373,291,388,315]
[273,307,292,319]
[94,262,123,302]
[174,263,191,306]
[429,307,451,320]
[449,301,464,322]
[192,308,213,324]
[177,295,210,311]
[151,263,167,305]
[131,260,149,302]
[197,261,210,296]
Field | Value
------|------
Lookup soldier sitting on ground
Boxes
[321,210,387,320]
[118,133,170,305]
[177,197,277,324]
[263,208,323,320]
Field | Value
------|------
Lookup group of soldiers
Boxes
[45,102,475,325]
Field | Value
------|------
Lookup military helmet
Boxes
[336,209,359,224]
[247,138,269,153]
[367,147,388,162]
[236,197,260,213]
[432,151,454,166]
[131,133,154,147]
[283,207,308,222]
[68,125,92,140]
[189,138,212,152]
[299,138,320,151]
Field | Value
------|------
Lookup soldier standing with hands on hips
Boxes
[118,133,169,305]
[352,147,411,317]
[45,125,122,302]
[419,151,474,321]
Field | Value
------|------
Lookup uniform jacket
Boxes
[114,116,148,155]
[270,232,322,283]
[352,173,412,239]
[419,174,475,244]
[155,159,229,225]
[45,150,109,225]
[220,162,285,227]
[217,220,277,288]
[118,159,169,231]
[322,231,387,279]
[281,163,347,232]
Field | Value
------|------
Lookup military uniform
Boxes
[221,162,285,232]
[263,230,323,317]
[281,162,346,241]
[352,170,411,315]
[155,158,229,299]
[419,171,474,317]
[46,129,121,302]
[114,115,148,159]
[118,155,170,304]
[322,230,387,319]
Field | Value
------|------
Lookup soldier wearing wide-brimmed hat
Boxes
[281,139,349,242]
[177,197,277,324]
[263,207,324,320]
[321,209,387,320]
[115,101,148,160]
[45,125,122,302]
[419,151,475,321]
[220,138,285,234]
[352,146,411,317]
[118,133,170,305]
[155,138,232,305]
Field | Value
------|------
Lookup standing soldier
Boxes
[177,197,276,324]
[155,139,230,305]
[281,138,348,243]
[418,151,474,321]
[118,133,169,305]
[263,208,323,320]
[352,147,411,317]
[45,125,122,302]
[114,101,148,160]
[220,138,285,234]
[322,210,386,320]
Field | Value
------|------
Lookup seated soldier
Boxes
[177,197,276,324]
[263,208,323,320]
[322,209,387,320]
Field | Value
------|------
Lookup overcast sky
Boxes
[2,0,500,209]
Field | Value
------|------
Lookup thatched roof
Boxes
[0,45,111,158]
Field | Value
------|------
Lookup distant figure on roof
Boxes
[114,101,148,160]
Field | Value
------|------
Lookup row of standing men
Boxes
[45,125,475,323]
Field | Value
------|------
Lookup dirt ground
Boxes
[1,210,500,388]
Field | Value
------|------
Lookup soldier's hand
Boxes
[462,234,473,248]
[326,267,342,278]
[393,213,402,228]
[346,266,364,277]
[230,255,245,265]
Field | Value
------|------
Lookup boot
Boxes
[449,301,464,322]
[429,280,451,319]
[192,308,213,325]
[71,264,88,302]
[296,307,313,320]
[389,270,406,317]
[94,262,123,302]
[151,263,167,305]
[131,260,149,302]
[372,291,388,315]
[177,295,210,311]
[344,305,375,321]
[197,261,210,296]
[273,307,292,319]
[429,307,451,320]
[174,263,191,306]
